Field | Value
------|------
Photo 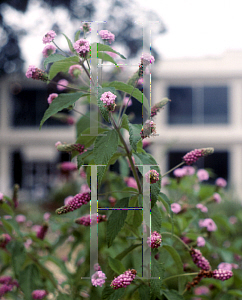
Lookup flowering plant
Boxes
[0,23,241,300]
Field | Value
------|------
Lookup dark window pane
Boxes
[168,87,193,124]
[204,87,228,124]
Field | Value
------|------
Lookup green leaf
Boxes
[97,52,118,66]
[138,284,150,300]
[43,53,66,69]
[76,111,92,138]
[108,256,126,274]
[49,56,79,79]
[77,150,93,168]
[62,33,75,53]
[40,92,86,128]
[228,290,242,297]
[74,30,81,41]
[7,240,26,277]
[151,204,162,232]
[107,81,149,112]
[107,197,129,247]
[19,264,42,300]
[76,127,109,148]
[136,139,145,153]
[162,290,184,300]
[93,42,126,59]
[57,295,70,300]
[118,156,129,177]
[1,219,13,234]
[102,286,115,300]
[158,192,173,226]
[109,289,125,300]
[150,255,163,299]
[129,123,142,152]
[121,114,129,131]
[0,202,14,215]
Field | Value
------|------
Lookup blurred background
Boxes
[1,0,242,203]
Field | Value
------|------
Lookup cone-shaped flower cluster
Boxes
[183,148,214,165]
[145,170,159,184]
[110,269,137,289]
[100,91,117,111]
[56,192,91,215]
[91,271,107,287]
[73,39,90,57]
[150,98,170,117]
[36,223,48,240]
[42,30,56,44]
[25,66,49,82]
[0,276,18,298]
[99,30,115,44]
[32,289,48,299]
[75,214,107,226]
[190,248,211,271]
[147,231,162,248]
[0,234,11,248]
[68,64,83,78]
[212,269,233,281]
[140,120,156,139]
[56,142,85,154]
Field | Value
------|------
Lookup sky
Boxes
[3,0,242,68]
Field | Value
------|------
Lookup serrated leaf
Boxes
[107,81,149,112]
[40,92,86,128]
[19,264,41,300]
[43,54,66,69]
[98,52,118,66]
[76,127,109,148]
[129,123,142,152]
[108,256,126,274]
[136,139,145,153]
[49,56,79,79]
[109,289,125,300]
[7,240,26,277]
[118,156,129,177]
[150,255,163,299]
[62,33,75,53]
[57,295,70,300]
[121,114,129,131]
[77,150,93,168]
[74,30,81,41]
[162,245,184,279]
[151,204,162,232]
[1,219,13,234]
[107,197,129,247]
[102,286,115,300]
[162,290,184,300]
[93,42,126,59]
[76,111,92,138]
[138,284,150,300]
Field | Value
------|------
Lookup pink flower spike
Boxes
[99,30,115,44]
[26,65,48,81]
[91,271,107,287]
[215,177,227,187]
[57,79,68,91]
[73,39,90,57]
[110,269,137,289]
[68,64,82,78]
[36,223,48,240]
[32,289,48,299]
[56,192,91,214]
[147,231,162,248]
[197,169,209,181]
[42,30,56,44]
[171,203,181,214]
[190,248,211,270]
[64,196,74,206]
[145,169,159,184]
[183,148,214,165]
[213,193,221,203]
[197,236,206,247]
[42,44,56,57]
[47,93,58,104]
[212,269,233,281]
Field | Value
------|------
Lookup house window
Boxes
[168,150,229,183]
[11,88,71,127]
[168,86,228,124]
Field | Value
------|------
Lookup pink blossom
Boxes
[123,97,132,107]
[125,177,138,189]
[110,269,137,289]
[42,30,56,43]
[57,79,68,91]
[59,162,77,172]
[68,64,82,78]
[55,141,62,148]
[196,203,208,213]
[173,168,186,178]
[197,236,206,247]
[147,231,162,248]
[171,203,181,214]
[108,196,116,204]
[64,196,74,206]
[99,30,115,44]
[56,192,91,214]
[73,39,90,57]
[32,289,48,299]
[4,215,12,220]
[212,269,233,281]
[0,233,11,248]
[137,78,143,85]
[43,212,51,221]
[182,166,195,175]
[161,177,170,187]
[67,116,75,125]
[32,225,42,233]
[213,193,221,203]
[141,53,155,67]
[217,262,234,271]
[197,169,209,181]
[183,148,214,165]
[94,263,101,271]
[142,139,150,148]
[91,271,107,287]
[15,214,26,223]
[194,286,209,296]
[80,184,91,193]
[26,65,48,81]
[36,224,48,240]
[47,93,58,104]
[229,216,237,224]
[215,177,227,187]
[100,91,117,111]
[199,218,217,231]
[145,169,159,184]
[42,44,56,57]
[24,238,32,249]
[0,192,3,200]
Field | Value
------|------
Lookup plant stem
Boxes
[163,272,198,283]
[161,232,191,251]
[162,161,185,177]
[110,114,142,194]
